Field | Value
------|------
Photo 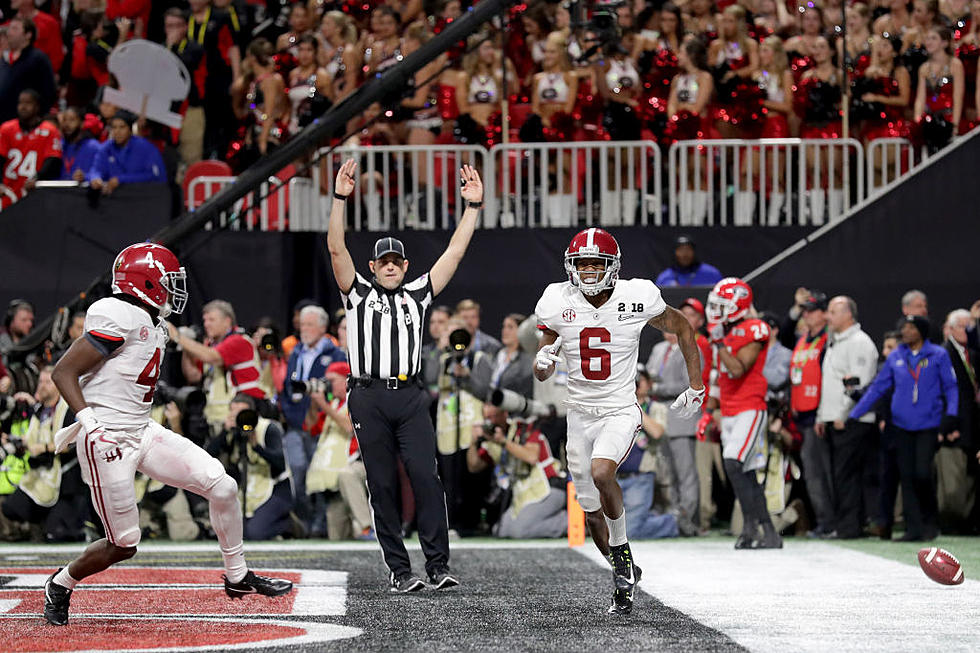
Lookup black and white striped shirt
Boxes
[343,272,433,379]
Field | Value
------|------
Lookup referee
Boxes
[327,158,484,593]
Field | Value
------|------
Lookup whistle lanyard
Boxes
[189,8,210,44]
[905,353,928,404]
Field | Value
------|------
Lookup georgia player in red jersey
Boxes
[42,243,292,627]
[0,90,62,204]
[534,228,705,615]
[706,277,782,549]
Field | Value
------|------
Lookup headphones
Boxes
[4,299,34,329]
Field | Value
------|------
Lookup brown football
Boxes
[917,547,964,586]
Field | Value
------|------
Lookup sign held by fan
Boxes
[103,39,190,129]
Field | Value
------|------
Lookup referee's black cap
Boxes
[373,237,406,260]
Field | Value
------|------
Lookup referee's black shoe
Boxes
[428,568,460,590]
[43,569,72,626]
[390,572,426,593]
[224,570,294,599]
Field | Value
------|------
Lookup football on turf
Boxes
[917,547,964,585]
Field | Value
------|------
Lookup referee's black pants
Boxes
[348,384,450,578]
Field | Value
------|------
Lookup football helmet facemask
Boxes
[564,228,621,296]
[706,277,753,325]
[112,243,187,318]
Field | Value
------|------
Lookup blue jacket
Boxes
[280,337,347,430]
[655,262,723,287]
[61,137,100,180]
[88,135,166,184]
[849,342,958,431]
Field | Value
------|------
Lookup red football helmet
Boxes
[706,277,753,325]
[564,228,621,296]
[112,243,187,317]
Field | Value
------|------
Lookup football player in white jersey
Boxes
[42,243,292,627]
[534,228,705,615]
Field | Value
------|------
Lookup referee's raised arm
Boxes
[327,158,358,294]
[429,164,484,296]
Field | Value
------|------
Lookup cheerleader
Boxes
[364,6,402,77]
[276,3,314,57]
[942,0,973,38]
[596,43,643,225]
[634,2,685,140]
[708,4,760,138]
[230,39,289,171]
[398,24,447,202]
[914,26,965,152]
[785,4,826,82]
[744,36,795,225]
[687,0,719,41]
[667,37,715,225]
[901,0,942,88]
[795,36,844,224]
[857,36,912,186]
[875,0,915,39]
[838,3,875,83]
[455,35,516,147]
[955,0,980,124]
[287,35,331,134]
[318,11,360,103]
[525,32,580,226]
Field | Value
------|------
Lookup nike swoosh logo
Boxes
[228,587,258,595]
[618,315,634,321]
[97,433,117,445]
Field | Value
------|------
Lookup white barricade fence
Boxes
[315,144,492,231]
[866,138,917,197]
[668,138,865,227]
[490,140,662,228]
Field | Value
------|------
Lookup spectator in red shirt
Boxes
[67,10,113,108]
[6,0,64,74]
[167,299,271,423]
[105,0,151,40]
[0,90,62,202]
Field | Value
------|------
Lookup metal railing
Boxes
[490,140,663,228]
[181,137,934,231]
[668,138,865,227]
[865,138,916,197]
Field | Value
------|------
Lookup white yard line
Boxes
[579,540,980,652]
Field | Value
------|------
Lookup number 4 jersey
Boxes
[536,278,666,410]
[80,296,168,430]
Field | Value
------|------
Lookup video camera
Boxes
[569,0,626,61]
[491,388,558,420]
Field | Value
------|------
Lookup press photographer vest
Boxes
[485,422,560,517]
[307,401,352,493]
[18,400,71,507]
[227,417,289,517]
[204,332,264,428]
[790,331,827,413]
[436,351,488,455]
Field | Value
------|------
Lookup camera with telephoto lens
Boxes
[1,434,26,459]
[289,377,329,396]
[235,408,259,441]
[154,381,206,413]
[448,327,471,356]
[258,332,280,356]
[491,388,557,420]
[843,376,863,402]
[0,394,32,427]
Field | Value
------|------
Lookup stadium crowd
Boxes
[1,0,979,216]
[2,277,979,545]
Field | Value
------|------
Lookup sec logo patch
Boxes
[562,309,576,322]
[139,326,149,341]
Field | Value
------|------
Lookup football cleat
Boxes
[427,569,460,590]
[223,570,293,599]
[390,572,426,594]
[43,570,73,626]
[607,544,641,615]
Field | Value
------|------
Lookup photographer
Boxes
[466,404,567,539]
[817,297,878,539]
[279,305,346,530]
[208,394,292,540]
[1,366,88,542]
[252,318,287,398]
[306,362,362,540]
[437,317,493,534]
[167,300,272,429]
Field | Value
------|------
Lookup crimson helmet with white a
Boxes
[112,243,187,317]
[706,277,753,325]
[564,228,621,296]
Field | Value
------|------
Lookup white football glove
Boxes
[76,406,116,452]
[670,386,706,419]
[534,336,563,371]
[709,322,726,344]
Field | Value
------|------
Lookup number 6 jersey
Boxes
[535,278,665,410]
[80,296,168,430]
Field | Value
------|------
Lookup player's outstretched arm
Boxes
[51,337,106,415]
[327,158,358,294]
[648,306,704,391]
[533,329,562,382]
[430,165,483,296]
[716,341,763,379]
